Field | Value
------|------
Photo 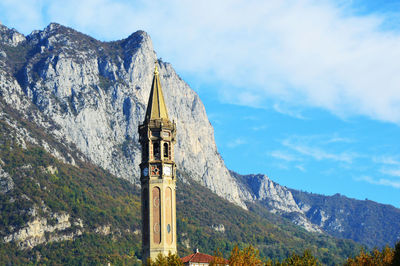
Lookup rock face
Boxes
[0,165,14,194]
[0,25,26,46]
[3,212,83,249]
[232,172,322,233]
[0,23,244,207]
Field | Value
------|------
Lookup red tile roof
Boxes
[181,252,228,264]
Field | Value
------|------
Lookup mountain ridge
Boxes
[289,188,400,248]
[1,23,399,250]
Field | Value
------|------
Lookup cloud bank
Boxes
[2,0,400,122]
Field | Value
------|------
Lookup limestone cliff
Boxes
[0,23,244,207]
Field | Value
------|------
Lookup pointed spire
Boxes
[145,61,169,122]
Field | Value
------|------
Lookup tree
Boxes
[228,245,243,265]
[392,241,400,266]
[228,244,263,266]
[280,250,320,266]
[147,252,183,266]
[345,246,394,266]
[210,248,227,266]
[166,252,184,266]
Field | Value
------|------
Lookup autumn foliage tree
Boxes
[277,250,320,266]
[211,245,322,266]
[228,244,263,266]
[210,248,228,266]
[345,246,395,266]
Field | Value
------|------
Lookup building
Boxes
[138,62,177,261]
[181,250,229,266]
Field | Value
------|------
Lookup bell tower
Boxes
[138,62,177,261]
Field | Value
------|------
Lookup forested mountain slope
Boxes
[289,189,400,248]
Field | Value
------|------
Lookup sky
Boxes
[1,0,400,208]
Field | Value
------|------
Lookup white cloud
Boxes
[0,0,46,33]
[295,164,306,172]
[325,136,353,144]
[282,139,357,163]
[252,125,268,131]
[380,168,400,178]
[2,0,400,123]
[226,138,246,148]
[129,0,400,124]
[207,112,224,125]
[356,176,400,189]
[270,150,299,162]
[374,156,400,166]
[272,103,306,119]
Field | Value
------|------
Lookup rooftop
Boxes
[181,251,228,264]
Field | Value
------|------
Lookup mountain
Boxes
[0,22,243,208]
[232,172,322,233]
[0,100,359,265]
[289,189,400,248]
[233,172,400,248]
[0,22,399,255]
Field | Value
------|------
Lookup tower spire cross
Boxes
[145,60,169,122]
[154,60,159,75]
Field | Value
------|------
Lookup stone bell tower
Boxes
[138,62,177,261]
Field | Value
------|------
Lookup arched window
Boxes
[164,142,169,159]
[153,142,160,159]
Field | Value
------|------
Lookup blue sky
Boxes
[1,0,400,208]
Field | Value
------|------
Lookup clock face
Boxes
[163,165,172,176]
[142,167,149,177]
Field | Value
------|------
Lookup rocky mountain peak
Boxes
[122,30,151,50]
[232,172,322,233]
[0,24,26,46]
[0,23,246,208]
[26,23,100,54]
